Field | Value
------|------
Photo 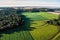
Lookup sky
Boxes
[0,0,60,8]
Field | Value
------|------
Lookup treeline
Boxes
[0,7,60,13]
[16,8,54,12]
[16,8,60,12]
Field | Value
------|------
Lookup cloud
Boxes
[0,0,60,7]
[0,0,59,2]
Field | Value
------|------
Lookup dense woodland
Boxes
[0,8,24,31]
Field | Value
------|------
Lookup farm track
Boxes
[49,31,60,40]
[49,26,60,40]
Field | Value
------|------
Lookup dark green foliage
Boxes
[58,14,60,20]
[47,15,60,26]
[0,9,24,31]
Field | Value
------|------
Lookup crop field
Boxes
[0,12,60,40]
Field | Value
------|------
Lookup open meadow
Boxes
[0,12,60,40]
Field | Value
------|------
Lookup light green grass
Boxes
[22,12,59,40]
[0,12,59,40]
[30,21,58,40]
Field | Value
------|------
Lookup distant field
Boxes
[0,12,60,40]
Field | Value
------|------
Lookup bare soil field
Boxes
[48,12,60,15]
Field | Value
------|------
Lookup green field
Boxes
[0,12,60,40]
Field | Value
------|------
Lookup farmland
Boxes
[0,12,60,40]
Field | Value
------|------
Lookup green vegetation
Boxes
[22,12,59,40]
[55,34,60,40]
[52,33,60,40]
[0,10,23,30]
[0,12,60,40]
[46,14,60,40]
[47,14,60,26]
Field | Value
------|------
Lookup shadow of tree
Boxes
[0,14,36,37]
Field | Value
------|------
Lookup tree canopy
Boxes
[0,8,23,31]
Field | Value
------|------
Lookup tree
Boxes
[0,8,24,31]
[58,14,60,20]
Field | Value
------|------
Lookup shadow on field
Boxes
[0,15,36,37]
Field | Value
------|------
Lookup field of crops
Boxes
[0,12,60,40]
